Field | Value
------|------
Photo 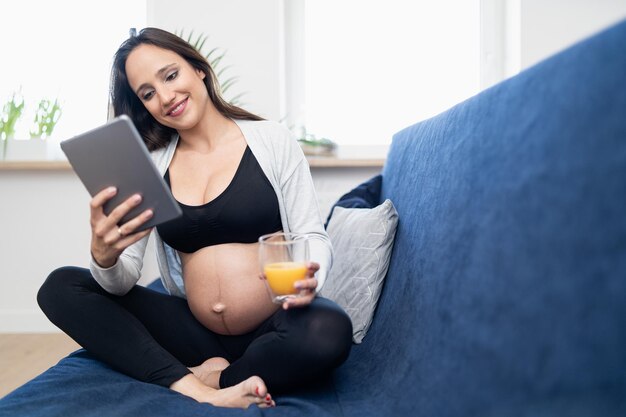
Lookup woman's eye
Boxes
[142,91,154,101]
[166,71,178,81]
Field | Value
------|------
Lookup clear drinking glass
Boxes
[258,232,310,304]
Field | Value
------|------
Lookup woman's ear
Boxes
[196,69,206,80]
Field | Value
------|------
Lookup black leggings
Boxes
[37,266,352,393]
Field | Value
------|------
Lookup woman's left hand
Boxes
[283,262,319,310]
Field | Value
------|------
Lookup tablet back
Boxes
[61,115,182,231]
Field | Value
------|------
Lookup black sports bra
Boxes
[157,146,283,253]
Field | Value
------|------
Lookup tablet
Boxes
[61,115,182,232]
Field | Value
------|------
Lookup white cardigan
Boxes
[89,119,333,298]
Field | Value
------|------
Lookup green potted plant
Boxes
[0,91,25,160]
[30,98,62,139]
[289,124,337,157]
[0,92,63,161]
[297,133,337,157]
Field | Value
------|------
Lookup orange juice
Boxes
[264,262,308,295]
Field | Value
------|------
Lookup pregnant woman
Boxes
[37,27,352,409]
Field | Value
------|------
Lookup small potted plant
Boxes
[0,93,63,161]
[30,98,62,140]
[0,91,25,160]
[295,126,337,157]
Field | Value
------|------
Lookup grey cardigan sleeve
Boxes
[276,128,333,290]
[89,232,149,296]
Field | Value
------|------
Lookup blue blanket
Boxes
[1,281,344,417]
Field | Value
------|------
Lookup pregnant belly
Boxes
[181,242,279,335]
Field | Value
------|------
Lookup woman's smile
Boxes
[167,97,188,117]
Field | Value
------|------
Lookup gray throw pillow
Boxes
[320,199,399,343]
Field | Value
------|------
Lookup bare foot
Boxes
[189,357,230,389]
[170,373,275,408]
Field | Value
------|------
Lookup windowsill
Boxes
[0,160,72,171]
[0,145,389,171]
[306,145,388,168]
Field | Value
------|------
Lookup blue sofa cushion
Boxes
[344,19,626,417]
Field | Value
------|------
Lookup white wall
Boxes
[312,167,382,219]
[0,171,88,331]
[2,1,626,332]
[0,170,161,332]
[520,0,626,69]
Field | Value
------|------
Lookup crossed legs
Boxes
[37,266,352,406]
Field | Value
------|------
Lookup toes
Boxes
[262,393,275,407]
[241,376,274,408]
[254,395,276,408]
[249,377,267,398]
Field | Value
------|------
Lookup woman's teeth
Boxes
[169,100,185,116]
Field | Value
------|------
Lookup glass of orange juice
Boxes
[259,232,310,304]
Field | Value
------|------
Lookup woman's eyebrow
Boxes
[135,63,176,94]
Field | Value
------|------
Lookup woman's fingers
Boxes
[283,292,316,310]
[90,188,154,267]
[282,277,318,310]
[103,193,144,231]
[102,213,154,252]
[117,227,152,249]
[307,261,320,275]
[90,186,117,225]
[90,188,140,233]
[93,193,151,240]
[92,226,152,268]
[295,277,318,292]
[117,209,154,237]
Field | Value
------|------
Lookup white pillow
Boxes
[320,199,399,343]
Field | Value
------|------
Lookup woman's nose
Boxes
[157,87,175,106]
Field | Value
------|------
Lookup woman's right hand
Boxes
[90,186,154,268]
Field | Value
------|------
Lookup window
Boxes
[0,1,146,144]
[290,0,482,146]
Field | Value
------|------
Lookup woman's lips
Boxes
[167,98,188,117]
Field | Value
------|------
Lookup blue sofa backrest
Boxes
[335,19,626,416]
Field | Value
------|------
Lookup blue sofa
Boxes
[2,19,625,417]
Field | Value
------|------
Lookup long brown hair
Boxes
[110,27,263,151]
